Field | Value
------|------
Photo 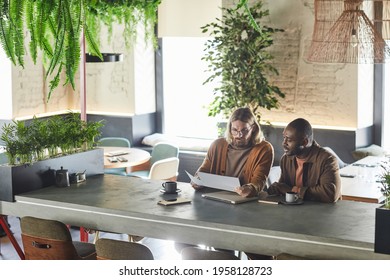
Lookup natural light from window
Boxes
[162,37,222,139]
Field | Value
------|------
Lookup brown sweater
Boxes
[197,138,274,195]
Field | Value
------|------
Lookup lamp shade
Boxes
[307,0,390,64]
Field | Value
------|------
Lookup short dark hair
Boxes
[287,118,313,143]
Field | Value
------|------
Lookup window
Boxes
[161,37,220,139]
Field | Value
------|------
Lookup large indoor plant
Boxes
[374,160,390,255]
[0,0,160,99]
[201,1,285,123]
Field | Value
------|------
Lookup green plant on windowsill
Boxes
[0,0,160,99]
[379,161,390,209]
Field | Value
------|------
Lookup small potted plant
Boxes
[379,163,390,208]
[374,160,390,255]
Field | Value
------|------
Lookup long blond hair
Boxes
[226,107,264,145]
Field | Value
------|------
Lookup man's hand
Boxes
[235,185,255,197]
[291,186,300,193]
[191,182,204,191]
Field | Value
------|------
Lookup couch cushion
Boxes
[142,133,212,152]
[352,144,389,160]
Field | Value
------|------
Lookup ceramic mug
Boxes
[162,181,177,194]
[286,191,299,203]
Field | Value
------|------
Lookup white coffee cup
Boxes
[286,191,299,203]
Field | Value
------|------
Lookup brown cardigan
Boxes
[197,138,274,195]
[268,141,341,203]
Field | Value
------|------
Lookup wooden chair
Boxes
[95,238,154,260]
[20,216,96,260]
[181,247,240,260]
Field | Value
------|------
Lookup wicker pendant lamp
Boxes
[307,0,390,64]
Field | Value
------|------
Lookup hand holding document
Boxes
[185,171,240,192]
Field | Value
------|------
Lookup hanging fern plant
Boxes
[0,0,160,99]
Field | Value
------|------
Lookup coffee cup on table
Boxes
[285,191,299,203]
[162,181,177,194]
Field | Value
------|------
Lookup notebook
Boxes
[201,191,259,204]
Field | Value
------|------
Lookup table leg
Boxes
[0,215,25,260]
[80,226,89,242]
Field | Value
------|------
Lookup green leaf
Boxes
[0,2,17,65]
[201,1,284,122]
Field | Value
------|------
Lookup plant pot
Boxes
[374,205,390,255]
[0,149,104,202]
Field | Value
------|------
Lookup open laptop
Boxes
[202,191,258,204]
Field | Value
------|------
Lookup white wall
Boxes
[5,0,373,132]
[158,0,222,37]
[0,48,12,119]
[259,0,365,129]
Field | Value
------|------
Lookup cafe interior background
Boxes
[0,0,389,172]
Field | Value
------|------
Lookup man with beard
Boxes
[191,107,274,197]
[267,118,341,203]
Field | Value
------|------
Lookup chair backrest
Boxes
[20,216,81,260]
[323,146,347,168]
[95,238,154,260]
[267,166,281,188]
[149,157,179,180]
[150,142,179,166]
[99,137,131,148]
[181,247,240,260]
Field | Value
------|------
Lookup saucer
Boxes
[160,188,181,194]
[280,198,304,205]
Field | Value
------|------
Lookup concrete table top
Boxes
[1,174,389,259]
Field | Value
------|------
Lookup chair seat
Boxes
[21,216,97,260]
[127,170,149,179]
[95,238,154,260]
[104,168,127,176]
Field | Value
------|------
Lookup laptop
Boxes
[202,191,259,204]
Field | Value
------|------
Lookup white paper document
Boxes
[185,171,240,192]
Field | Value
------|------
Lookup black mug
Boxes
[162,181,177,194]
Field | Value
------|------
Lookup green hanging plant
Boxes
[0,0,160,100]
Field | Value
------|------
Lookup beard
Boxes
[232,137,251,149]
[284,145,303,157]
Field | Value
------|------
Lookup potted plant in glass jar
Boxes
[374,160,390,255]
